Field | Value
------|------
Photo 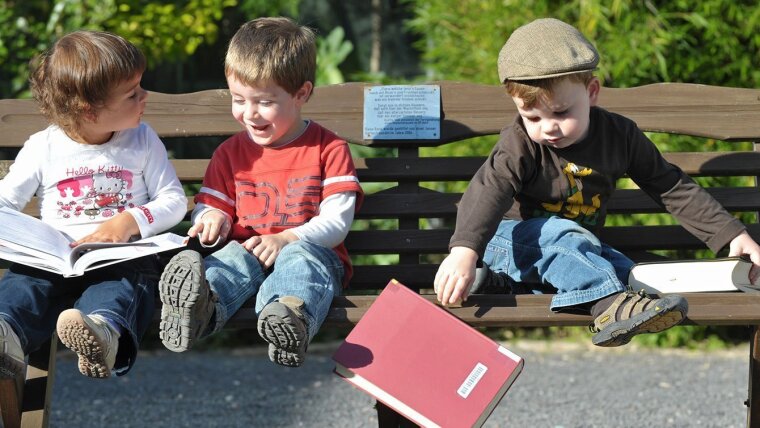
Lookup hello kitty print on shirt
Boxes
[55,169,135,220]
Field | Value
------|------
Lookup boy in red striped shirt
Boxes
[158,17,363,367]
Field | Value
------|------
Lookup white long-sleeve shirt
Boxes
[192,191,357,248]
[0,123,187,240]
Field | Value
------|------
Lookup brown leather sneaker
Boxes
[591,289,688,347]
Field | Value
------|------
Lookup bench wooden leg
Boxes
[0,336,56,428]
[0,365,25,428]
[20,336,56,428]
[749,326,760,428]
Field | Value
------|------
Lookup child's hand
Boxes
[434,246,479,306]
[729,230,760,284]
[188,210,231,246]
[71,212,139,246]
[242,231,298,268]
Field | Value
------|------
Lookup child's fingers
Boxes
[261,249,277,269]
[441,277,459,306]
[242,236,261,252]
[200,222,221,245]
[449,277,467,305]
[434,272,448,302]
[187,222,203,238]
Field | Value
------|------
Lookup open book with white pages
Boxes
[0,206,187,277]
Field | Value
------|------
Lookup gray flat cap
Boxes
[497,18,599,82]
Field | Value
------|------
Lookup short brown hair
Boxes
[29,30,146,134]
[505,71,595,108]
[225,17,316,97]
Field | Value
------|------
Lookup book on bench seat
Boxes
[0,206,187,277]
[332,279,524,428]
[628,256,760,294]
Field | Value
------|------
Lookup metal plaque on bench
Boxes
[363,85,440,140]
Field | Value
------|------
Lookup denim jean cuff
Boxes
[549,282,625,311]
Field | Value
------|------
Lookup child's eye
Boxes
[525,116,540,123]
[128,92,137,99]
[259,100,273,107]
[232,98,245,105]
[555,109,569,116]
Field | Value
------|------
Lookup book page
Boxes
[628,257,750,293]
[0,207,72,260]
[70,233,187,276]
[0,245,67,273]
[67,241,155,267]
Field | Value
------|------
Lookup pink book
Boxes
[332,279,524,428]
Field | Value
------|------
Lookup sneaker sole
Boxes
[592,296,688,347]
[158,251,205,352]
[257,303,307,367]
[56,313,111,379]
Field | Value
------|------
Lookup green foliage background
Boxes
[0,0,350,99]
[407,0,760,87]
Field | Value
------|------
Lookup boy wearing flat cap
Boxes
[434,18,760,346]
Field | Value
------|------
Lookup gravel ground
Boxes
[50,340,749,428]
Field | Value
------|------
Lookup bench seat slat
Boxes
[216,293,760,328]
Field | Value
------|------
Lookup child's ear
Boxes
[82,105,99,123]
[587,77,601,106]
[295,81,314,104]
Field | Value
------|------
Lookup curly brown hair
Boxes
[29,30,146,134]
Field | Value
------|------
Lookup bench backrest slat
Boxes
[3,82,760,146]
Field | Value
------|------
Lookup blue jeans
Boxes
[0,256,160,375]
[482,217,633,311]
[203,240,343,341]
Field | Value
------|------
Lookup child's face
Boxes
[512,77,599,149]
[89,73,147,137]
[227,76,312,148]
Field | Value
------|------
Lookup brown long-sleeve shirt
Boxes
[450,106,745,257]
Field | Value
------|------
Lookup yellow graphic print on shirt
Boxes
[541,163,601,226]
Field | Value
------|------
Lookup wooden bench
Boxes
[2,81,760,427]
